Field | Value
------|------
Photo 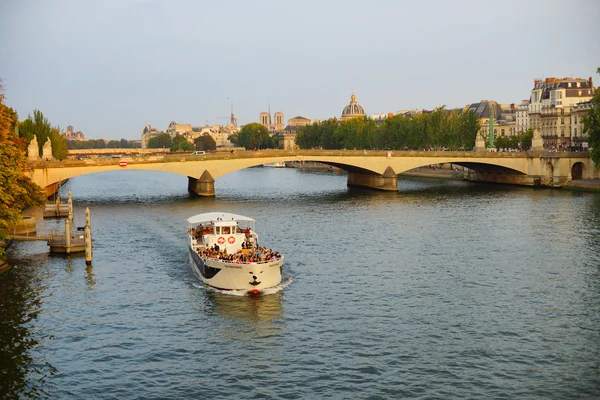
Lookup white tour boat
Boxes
[187,212,284,294]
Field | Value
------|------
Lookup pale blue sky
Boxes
[1,0,599,140]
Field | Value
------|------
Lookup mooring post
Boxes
[65,218,71,254]
[55,195,61,215]
[68,189,73,225]
[85,207,92,265]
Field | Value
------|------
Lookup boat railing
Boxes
[203,256,282,265]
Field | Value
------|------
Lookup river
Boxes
[2,168,600,399]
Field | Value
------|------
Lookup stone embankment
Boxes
[402,166,600,192]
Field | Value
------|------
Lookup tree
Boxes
[583,67,600,166]
[171,134,194,151]
[227,133,239,147]
[147,133,172,149]
[194,134,217,151]
[238,123,271,150]
[269,133,280,149]
[0,84,46,259]
[18,109,67,159]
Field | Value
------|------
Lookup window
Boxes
[561,118,564,124]
[574,128,577,136]
[501,129,505,136]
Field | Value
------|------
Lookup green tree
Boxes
[0,85,46,259]
[238,123,271,150]
[171,134,195,151]
[49,127,68,160]
[583,67,600,166]
[269,133,280,149]
[18,109,67,159]
[147,133,172,149]
[194,134,217,151]
[227,133,239,147]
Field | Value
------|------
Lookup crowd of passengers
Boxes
[199,244,281,264]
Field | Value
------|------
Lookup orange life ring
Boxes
[217,237,225,245]
[228,236,235,244]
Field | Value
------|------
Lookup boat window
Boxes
[223,226,230,234]
[215,227,221,235]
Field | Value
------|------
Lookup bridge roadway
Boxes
[28,149,597,196]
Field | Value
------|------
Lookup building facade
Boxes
[259,110,285,133]
[465,100,516,144]
[141,123,165,148]
[538,77,594,149]
[527,77,595,149]
[516,100,530,133]
[279,116,314,149]
[64,125,87,141]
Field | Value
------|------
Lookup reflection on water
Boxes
[205,290,284,323]
[0,256,56,399]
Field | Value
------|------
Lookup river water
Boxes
[2,168,600,399]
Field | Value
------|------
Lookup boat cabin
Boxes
[188,213,257,254]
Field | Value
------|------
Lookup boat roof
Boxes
[187,212,255,225]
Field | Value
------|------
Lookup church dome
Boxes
[341,94,365,120]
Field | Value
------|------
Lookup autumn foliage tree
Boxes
[0,84,46,259]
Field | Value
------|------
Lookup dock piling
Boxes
[65,218,71,254]
[85,207,92,265]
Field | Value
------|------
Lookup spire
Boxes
[488,102,495,149]
[350,93,357,104]
[230,101,236,126]
[268,101,272,125]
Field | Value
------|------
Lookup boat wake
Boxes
[193,278,293,296]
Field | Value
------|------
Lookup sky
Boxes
[1,0,599,141]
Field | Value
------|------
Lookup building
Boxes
[341,94,365,120]
[370,113,394,124]
[571,100,593,149]
[540,77,594,149]
[516,100,530,133]
[141,123,166,148]
[528,77,595,149]
[259,110,285,133]
[464,100,516,143]
[280,116,314,149]
[167,121,193,137]
[64,125,87,141]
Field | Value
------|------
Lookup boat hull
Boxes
[189,246,283,291]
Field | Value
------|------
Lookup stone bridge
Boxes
[28,149,597,196]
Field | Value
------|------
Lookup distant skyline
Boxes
[1,0,599,140]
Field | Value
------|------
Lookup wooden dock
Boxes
[43,190,72,218]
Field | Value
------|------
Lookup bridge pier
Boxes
[347,167,397,191]
[188,170,215,196]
